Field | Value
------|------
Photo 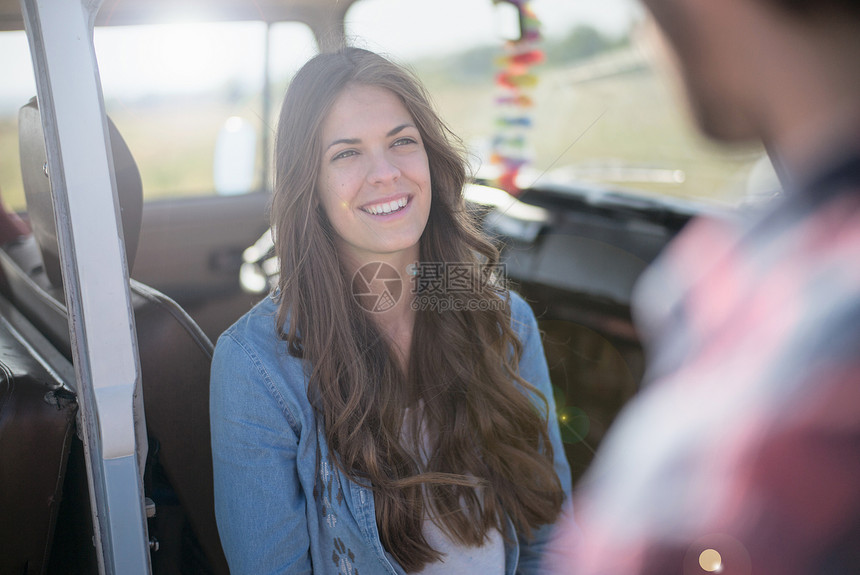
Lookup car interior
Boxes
[0,99,228,574]
[0,0,760,571]
[0,94,689,574]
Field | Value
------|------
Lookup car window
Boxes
[94,20,317,201]
[1,20,318,206]
[345,0,775,206]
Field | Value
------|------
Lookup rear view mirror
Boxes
[493,1,523,42]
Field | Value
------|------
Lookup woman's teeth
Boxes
[363,197,408,215]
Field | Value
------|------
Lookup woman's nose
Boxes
[367,152,400,184]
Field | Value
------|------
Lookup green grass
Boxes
[424,62,763,204]
[0,117,26,210]
[108,101,222,199]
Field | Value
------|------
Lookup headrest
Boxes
[18,97,143,288]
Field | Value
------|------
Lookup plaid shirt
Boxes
[549,151,860,575]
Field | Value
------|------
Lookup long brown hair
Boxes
[271,47,563,571]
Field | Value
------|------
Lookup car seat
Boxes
[0,98,229,574]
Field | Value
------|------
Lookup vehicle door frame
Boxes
[20,0,150,572]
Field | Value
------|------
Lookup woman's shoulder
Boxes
[507,289,530,317]
[210,294,310,441]
[212,293,308,401]
[507,289,539,338]
[215,295,281,350]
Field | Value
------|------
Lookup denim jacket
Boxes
[210,291,573,575]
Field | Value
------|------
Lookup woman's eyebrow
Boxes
[326,124,417,151]
[327,137,360,150]
[386,123,415,137]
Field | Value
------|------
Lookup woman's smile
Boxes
[359,194,412,217]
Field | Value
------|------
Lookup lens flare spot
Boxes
[556,405,589,445]
[699,549,722,572]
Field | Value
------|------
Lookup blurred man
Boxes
[550,1,860,573]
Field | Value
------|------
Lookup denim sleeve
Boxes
[510,294,574,574]
[210,332,312,575]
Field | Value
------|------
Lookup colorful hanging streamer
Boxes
[490,0,542,195]
[495,95,534,107]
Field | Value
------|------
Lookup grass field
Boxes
[423,58,763,204]
[0,52,763,212]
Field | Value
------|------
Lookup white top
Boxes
[414,513,505,574]
[402,405,505,574]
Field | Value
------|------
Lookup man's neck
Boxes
[768,104,860,191]
[755,17,860,186]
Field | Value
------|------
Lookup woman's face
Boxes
[317,84,432,266]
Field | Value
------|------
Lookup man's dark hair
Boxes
[772,0,860,18]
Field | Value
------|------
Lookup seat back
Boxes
[2,99,228,573]
[19,96,142,289]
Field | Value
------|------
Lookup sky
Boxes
[346,0,640,58]
[0,0,641,112]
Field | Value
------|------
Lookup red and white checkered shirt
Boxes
[549,152,860,575]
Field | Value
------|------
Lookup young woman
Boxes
[210,47,571,575]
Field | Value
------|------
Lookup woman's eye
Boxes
[393,137,417,148]
[332,149,358,161]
